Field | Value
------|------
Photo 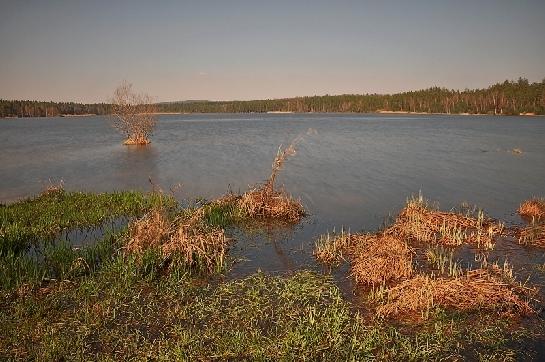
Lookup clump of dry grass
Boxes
[314,228,354,265]
[126,206,229,273]
[238,186,304,222]
[350,234,414,285]
[162,218,228,272]
[517,221,545,248]
[387,195,503,249]
[515,198,545,248]
[238,138,305,222]
[315,230,414,285]
[41,178,65,195]
[125,209,171,254]
[376,266,535,320]
[518,198,545,221]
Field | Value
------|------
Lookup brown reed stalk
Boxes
[238,134,308,222]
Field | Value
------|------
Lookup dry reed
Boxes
[518,198,545,221]
[41,178,65,195]
[314,229,354,265]
[350,234,414,285]
[238,138,305,222]
[315,231,414,285]
[515,198,545,247]
[376,267,535,320]
[517,222,545,248]
[125,207,229,273]
[386,195,503,249]
[125,209,171,254]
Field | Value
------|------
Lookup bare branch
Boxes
[110,81,157,145]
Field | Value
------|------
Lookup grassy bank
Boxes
[1,190,543,360]
[0,189,175,290]
[2,264,537,360]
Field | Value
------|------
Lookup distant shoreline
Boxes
[1,111,543,119]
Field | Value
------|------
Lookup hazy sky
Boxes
[1,0,544,102]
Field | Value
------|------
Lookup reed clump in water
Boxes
[126,143,309,271]
[518,198,545,221]
[314,228,353,265]
[376,266,535,320]
[315,194,502,285]
[517,219,545,248]
[238,139,305,223]
[515,198,545,247]
[350,234,414,285]
[315,230,414,285]
[126,205,229,274]
[387,194,503,249]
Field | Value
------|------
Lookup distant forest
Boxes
[2,78,544,117]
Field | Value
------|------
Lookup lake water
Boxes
[1,113,545,277]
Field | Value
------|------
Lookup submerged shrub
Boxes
[110,81,157,145]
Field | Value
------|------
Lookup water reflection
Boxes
[112,145,160,191]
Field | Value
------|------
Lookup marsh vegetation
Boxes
[2,187,544,360]
[1,139,545,359]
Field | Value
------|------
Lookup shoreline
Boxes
[1,111,543,119]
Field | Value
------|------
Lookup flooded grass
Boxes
[0,189,173,254]
[1,187,545,359]
[0,190,173,291]
[513,198,545,249]
[1,264,539,360]
[125,207,231,274]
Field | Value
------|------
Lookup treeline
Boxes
[161,78,545,115]
[2,78,545,117]
[0,100,110,118]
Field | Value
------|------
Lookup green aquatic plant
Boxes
[0,189,174,254]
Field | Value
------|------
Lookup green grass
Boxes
[0,231,121,290]
[0,190,540,360]
[200,200,242,228]
[0,189,175,254]
[1,264,535,360]
[425,245,463,277]
[0,190,176,291]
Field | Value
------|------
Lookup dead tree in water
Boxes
[111,81,157,145]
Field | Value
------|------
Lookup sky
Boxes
[0,0,544,103]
